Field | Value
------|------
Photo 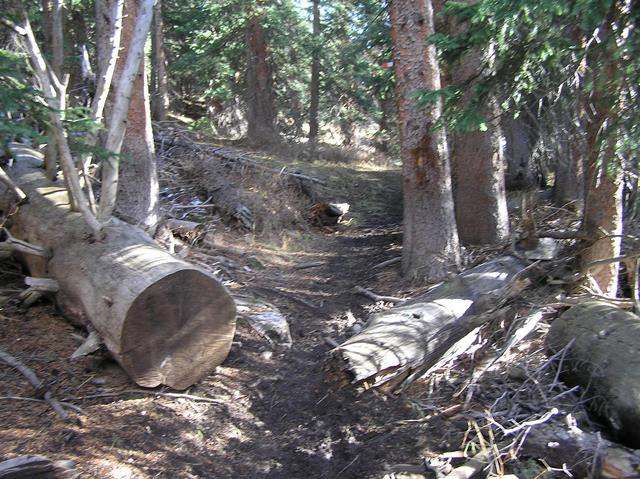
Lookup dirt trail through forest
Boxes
[0,167,459,478]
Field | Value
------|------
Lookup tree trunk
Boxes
[449,18,509,245]
[389,0,460,281]
[308,0,320,149]
[51,0,64,79]
[580,12,623,298]
[101,0,159,230]
[552,130,584,209]
[1,153,236,390]
[546,301,640,448]
[503,113,541,190]
[246,14,278,146]
[150,0,169,122]
[327,256,527,391]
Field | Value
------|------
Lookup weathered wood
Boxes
[546,301,640,448]
[0,456,78,479]
[155,132,326,184]
[0,155,236,390]
[327,256,529,390]
[521,419,640,479]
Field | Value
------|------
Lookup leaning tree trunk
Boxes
[1,149,236,390]
[246,14,279,146]
[389,0,460,282]
[102,0,159,230]
[327,256,528,390]
[449,12,509,246]
[546,301,640,448]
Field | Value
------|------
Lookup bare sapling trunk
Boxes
[3,12,101,235]
[98,0,155,223]
[389,0,460,281]
[93,0,124,128]
[103,0,159,230]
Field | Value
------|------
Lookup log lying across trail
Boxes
[0,147,236,390]
[327,256,529,390]
[546,301,640,448]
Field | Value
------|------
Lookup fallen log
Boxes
[521,418,640,479]
[546,301,640,448]
[326,256,530,390]
[0,149,236,390]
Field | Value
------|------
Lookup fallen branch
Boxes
[354,285,406,304]
[582,251,640,272]
[372,256,401,269]
[64,389,226,405]
[0,348,69,421]
[0,395,86,415]
[0,228,47,257]
[294,261,325,270]
[0,166,27,202]
[441,451,490,479]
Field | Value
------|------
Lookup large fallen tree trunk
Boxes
[326,256,529,390]
[0,149,236,390]
[546,301,640,448]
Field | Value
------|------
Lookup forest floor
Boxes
[0,146,577,478]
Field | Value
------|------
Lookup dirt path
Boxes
[0,167,454,478]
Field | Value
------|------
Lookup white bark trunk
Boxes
[98,0,155,222]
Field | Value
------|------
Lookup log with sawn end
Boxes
[0,147,236,390]
[326,256,531,391]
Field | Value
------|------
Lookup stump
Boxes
[546,301,640,448]
[0,147,236,390]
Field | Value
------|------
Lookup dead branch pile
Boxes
[156,129,324,236]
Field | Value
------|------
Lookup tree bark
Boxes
[580,9,623,297]
[100,0,159,230]
[449,16,509,245]
[327,256,527,390]
[150,0,169,122]
[502,113,541,190]
[51,0,64,79]
[308,0,320,149]
[245,14,278,146]
[389,0,460,281]
[1,154,236,390]
[546,301,640,448]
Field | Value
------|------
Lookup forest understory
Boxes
[0,131,628,479]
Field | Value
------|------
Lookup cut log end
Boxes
[119,269,236,390]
